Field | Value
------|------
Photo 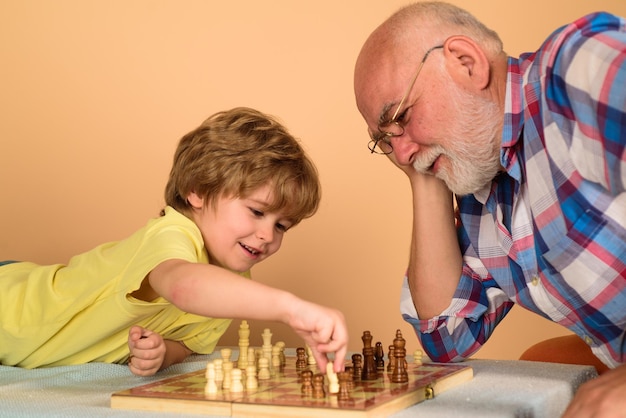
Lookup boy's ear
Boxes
[443,35,491,91]
[187,192,204,209]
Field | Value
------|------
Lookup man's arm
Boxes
[406,172,462,319]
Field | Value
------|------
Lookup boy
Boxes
[0,107,348,376]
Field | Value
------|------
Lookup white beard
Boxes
[413,73,502,196]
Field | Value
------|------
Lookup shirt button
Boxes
[531,275,539,286]
[584,336,593,346]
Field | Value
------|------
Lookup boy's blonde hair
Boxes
[164,107,320,226]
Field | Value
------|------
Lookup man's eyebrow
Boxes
[378,101,396,125]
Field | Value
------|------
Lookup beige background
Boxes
[2,1,625,358]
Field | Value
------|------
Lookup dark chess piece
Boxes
[337,371,352,401]
[387,345,395,372]
[296,347,307,369]
[361,331,378,380]
[312,373,326,398]
[351,353,362,382]
[301,369,313,395]
[391,329,408,383]
[374,341,385,374]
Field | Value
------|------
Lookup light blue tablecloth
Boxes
[0,351,597,418]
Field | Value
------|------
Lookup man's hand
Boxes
[562,363,626,417]
[127,326,167,376]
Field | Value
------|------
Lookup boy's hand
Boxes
[127,326,167,376]
[287,299,349,374]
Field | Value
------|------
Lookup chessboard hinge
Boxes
[424,384,435,400]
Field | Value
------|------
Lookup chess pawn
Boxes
[275,341,286,367]
[247,347,256,368]
[311,373,326,398]
[337,371,351,401]
[413,349,424,366]
[222,361,234,390]
[257,357,271,380]
[246,365,258,391]
[374,342,385,373]
[220,348,232,364]
[230,368,244,393]
[271,346,281,377]
[213,359,224,383]
[387,345,395,372]
[296,347,307,369]
[205,362,218,395]
[300,369,313,395]
[351,353,362,382]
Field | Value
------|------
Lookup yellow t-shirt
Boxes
[0,206,249,368]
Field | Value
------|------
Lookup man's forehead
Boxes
[355,54,406,125]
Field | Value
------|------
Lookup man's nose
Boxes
[391,135,418,165]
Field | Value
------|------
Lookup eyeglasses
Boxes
[368,45,444,155]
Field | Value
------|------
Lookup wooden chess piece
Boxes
[301,369,314,395]
[326,362,339,394]
[204,362,218,395]
[374,341,385,374]
[361,331,378,380]
[246,365,258,390]
[296,347,307,369]
[257,357,271,380]
[337,371,351,401]
[222,361,233,390]
[237,320,250,369]
[391,329,409,383]
[387,345,395,372]
[230,368,244,393]
[351,353,362,382]
[311,373,326,398]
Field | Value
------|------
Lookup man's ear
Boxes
[187,192,204,209]
[443,35,491,91]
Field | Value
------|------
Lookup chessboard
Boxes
[111,356,472,418]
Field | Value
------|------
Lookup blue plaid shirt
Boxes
[401,12,626,367]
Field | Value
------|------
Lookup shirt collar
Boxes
[500,56,527,184]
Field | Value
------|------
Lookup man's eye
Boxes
[395,108,409,123]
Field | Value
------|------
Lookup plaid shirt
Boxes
[401,12,626,367]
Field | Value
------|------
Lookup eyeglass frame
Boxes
[368,44,444,155]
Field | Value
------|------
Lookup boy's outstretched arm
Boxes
[148,259,349,372]
[127,325,192,376]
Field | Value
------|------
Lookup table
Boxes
[0,351,597,418]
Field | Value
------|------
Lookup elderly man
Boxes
[354,2,625,416]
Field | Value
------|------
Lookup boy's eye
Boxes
[275,223,288,233]
[250,208,264,217]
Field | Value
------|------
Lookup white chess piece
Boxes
[237,320,250,369]
[306,345,317,368]
[326,362,339,394]
[222,361,233,390]
[205,362,218,395]
[220,348,232,363]
[257,357,270,380]
[213,359,224,383]
[413,349,423,366]
[246,365,258,390]
[230,368,244,393]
